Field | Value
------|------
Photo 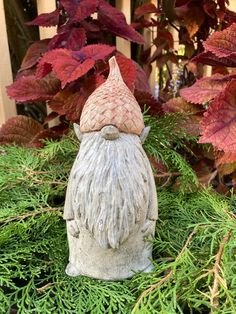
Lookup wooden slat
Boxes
[37,0,58,126]
[0,0,17,126]
[229,1,236,11]
[37,0,57,39]
[116,0,131,58]
[147,0,158,94]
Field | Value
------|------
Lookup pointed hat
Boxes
[80,56,144,135]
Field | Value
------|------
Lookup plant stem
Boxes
[131,228,197,313]
[0,207,63,225]
[210,229,232,312]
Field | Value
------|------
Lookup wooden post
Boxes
[229,1,236,11]
[0,0,17,126]
[37,0,57,39]
[37,0,58,126]
[147,0,158,95]
[116,0,131,58]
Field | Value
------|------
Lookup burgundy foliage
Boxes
[180,22,236,183]
[4,0,155,147]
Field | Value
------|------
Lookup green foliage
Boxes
[0,118,236,313]
[144,112,198,191]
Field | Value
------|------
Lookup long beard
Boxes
[69,132,151,249]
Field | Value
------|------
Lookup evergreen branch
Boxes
[1,130,236,313]
[131,228,197,313]
[36,282,55,293]
[0,207,63,225]
[154,172,180,178]
[17,176,66,186]
[224,209,236,220]
[210,229,232,311]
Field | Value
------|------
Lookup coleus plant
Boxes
[0,0,160,147]
[132,0,236,191]
[133,0,236,96]
[179,22,236,188]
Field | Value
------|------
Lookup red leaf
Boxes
[66,28,87,50]
[48,28,87,51]
[204,23,236,60]
[0,116,43,146]
[36,49,71,78]
[134,62,151,93]
[192,51,236,67]
[30,129,62,148]
[115,54,136,92]
[49,90,86,122]
[192,160,217,186]
[154,30,174,49]
[162,97,202,136]
[134,90,163,115]
[212,66,229,75]
[199,80,236,151]
[98,0,144,44]
[7,74,60,103]
[82,73,106,95]
[16,68,36,80]
[20,40,49,71]
[216,151,236,165]
[26,9,60,27]
[61,0,98,23]
[131,20,158,30]
[215,149,236,176]
[49,74,105,121]
[54,58,94,88]
[37,45,114,87]
[203,0,217,18]
[135,3,159,18]
[180,74,236,104]
[183,5,205,38]
[163,97,202,114]
[44,112,59,124]
[224,9,236,26]
[36,49,95,88]
[217,162,236,176]
[75,44,115,61]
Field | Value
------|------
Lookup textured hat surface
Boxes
[80,56,144,135]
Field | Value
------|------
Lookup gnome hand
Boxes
[67,220,80,238]
[141,219,156,237]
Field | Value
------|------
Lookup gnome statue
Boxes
[63,56,158,280]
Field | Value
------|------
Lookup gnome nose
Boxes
[101,125,120,140]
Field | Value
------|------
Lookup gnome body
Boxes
[64,57,158,280]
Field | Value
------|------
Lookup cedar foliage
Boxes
[1,114,236,313]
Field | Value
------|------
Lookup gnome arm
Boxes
[141,157,158,236]
[67,220,80,238]
[140,127,158,222]
[147,167,158,221]
[63,162,77,221]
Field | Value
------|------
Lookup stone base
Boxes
[65,261,154,280]
[66,222,155,281]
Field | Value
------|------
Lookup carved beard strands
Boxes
[67,132,150,249]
